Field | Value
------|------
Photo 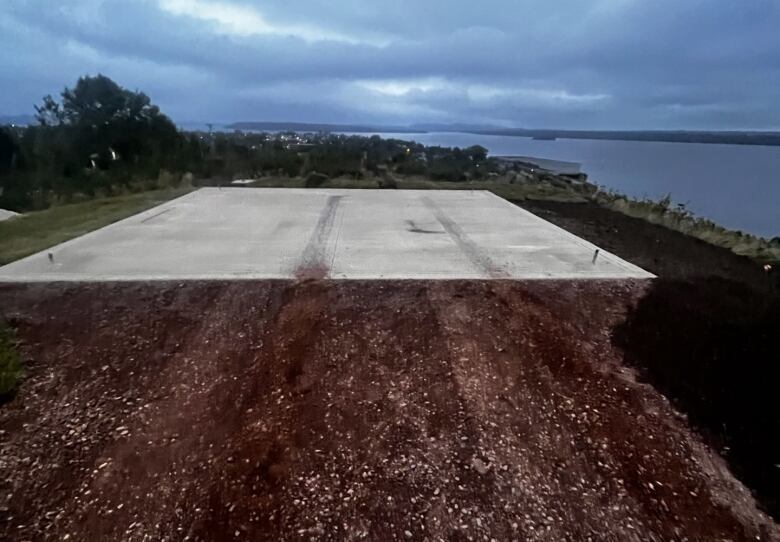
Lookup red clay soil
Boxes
[0,279,777,541]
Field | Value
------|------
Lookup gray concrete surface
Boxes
[0,188,653,281]
[0,208,19,221]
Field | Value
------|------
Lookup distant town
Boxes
[224,121,780,147]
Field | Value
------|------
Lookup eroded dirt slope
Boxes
[0,280,777,541]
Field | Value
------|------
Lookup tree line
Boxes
[0,75,497,212]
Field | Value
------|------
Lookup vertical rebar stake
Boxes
[592,249,600,265]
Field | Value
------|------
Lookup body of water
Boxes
[358,132,780,238]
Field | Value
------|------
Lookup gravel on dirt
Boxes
[1,279,777,541]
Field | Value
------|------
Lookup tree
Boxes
[0,127,33,210]
[34,95,63,127]
[56,75,159,128]
[2,74,188,204]
[0,128,17,174]
[33,74,181,174]
[465,145,488,162]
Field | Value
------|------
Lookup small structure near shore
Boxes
[493,155,588,183]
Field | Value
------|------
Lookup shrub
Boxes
[305,172,328,188]
[377,175,398,189]
[157,169,180,188]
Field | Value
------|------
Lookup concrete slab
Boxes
[0,208,19,221]
[0,188,653,281]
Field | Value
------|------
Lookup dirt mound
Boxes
[1,280,776,541]
[613,277,780,521]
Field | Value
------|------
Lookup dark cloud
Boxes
[1,0,779,128]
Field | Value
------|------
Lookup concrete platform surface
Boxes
[0,188,653,281]
[0,208,19,221]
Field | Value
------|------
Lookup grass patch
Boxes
[0,322,22,399]
[246,177,307,189]
[242,177,382,190]
[395,178,589,202]
[0,187,192,265]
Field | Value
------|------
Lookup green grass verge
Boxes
[0,187,193,265]
[0,322,22,399]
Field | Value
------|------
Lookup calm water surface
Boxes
[363,132,780,237]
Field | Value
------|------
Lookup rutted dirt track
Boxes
[0,280,777,541]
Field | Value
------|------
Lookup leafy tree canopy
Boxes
[36,74,167,129]
[33,74,180,166]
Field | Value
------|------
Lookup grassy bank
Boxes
[0,187,192,265]
[594,192,780,263]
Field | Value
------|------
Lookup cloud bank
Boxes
[1,0,779,129]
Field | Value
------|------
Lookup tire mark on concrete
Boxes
[406,219,445,234]
[328,201,347,272]
[421,196,509,278]
[295,195,343,279]
[140,208,172,224]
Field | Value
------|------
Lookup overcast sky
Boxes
[2,0,780,129]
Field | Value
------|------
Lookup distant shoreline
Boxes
[5,116,780,146]
[225,122,427,134]
[222,122,780,147]
[468,128,780,147]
